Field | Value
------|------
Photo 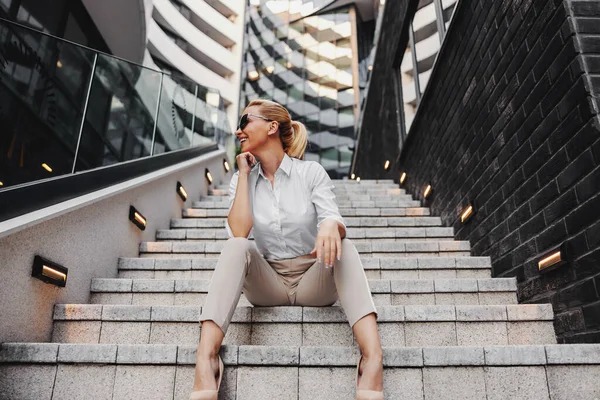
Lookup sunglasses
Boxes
[237,113,273,131]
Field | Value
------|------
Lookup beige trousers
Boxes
[200,237,377,334]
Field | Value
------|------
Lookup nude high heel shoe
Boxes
[355,356,384,400]
[190,356,224,400]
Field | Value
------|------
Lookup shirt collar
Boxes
[258,153,293,179]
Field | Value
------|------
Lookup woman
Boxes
[190,99,384,400]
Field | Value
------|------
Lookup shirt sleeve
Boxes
[309,162,346,229]
[225,172,253,238]
[225,172,238,238]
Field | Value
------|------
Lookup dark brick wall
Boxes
[396,0,600,343]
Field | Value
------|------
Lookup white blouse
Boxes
[225,154,346,260]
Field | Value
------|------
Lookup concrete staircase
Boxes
[1,180,599,399]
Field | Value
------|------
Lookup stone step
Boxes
[173,216,444,227]
[158,227,453,241]
[201,194,414,202]
[193,199,422,209]
[3,343,598,399]
[51,304,554,347]
[210,187,407,196]
[182,208,432,218]
[118,256,492,280]
[88,278,518,307]
[138,240,471,257]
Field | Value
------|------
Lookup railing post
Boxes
[71,53,98,174]
[433,0,446,43]
[151,73,164,156]
[409,23,421,106]
[190,84,198,147]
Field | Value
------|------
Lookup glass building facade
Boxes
[240,0,368,178]
[399,0,457,133]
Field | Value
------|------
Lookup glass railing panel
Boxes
[152,73,193,155]
[74,53,161,171]
[0,17,95,187]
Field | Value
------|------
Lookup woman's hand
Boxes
[310,219,342,268]
[236,152,256,176]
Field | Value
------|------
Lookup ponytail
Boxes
[286,120,308,160]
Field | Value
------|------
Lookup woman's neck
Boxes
[256,146,286,179]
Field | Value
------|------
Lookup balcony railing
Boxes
[0,17,232,190]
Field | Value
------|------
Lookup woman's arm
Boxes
[227,152,255,238]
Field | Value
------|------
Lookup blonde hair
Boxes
[245,99,308,159]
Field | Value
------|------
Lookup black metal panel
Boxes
[0,143,219,222]
[351,0,419,179]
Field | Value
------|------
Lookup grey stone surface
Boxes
[383,368,424,399]
[507,322,557,345]
[186,229,216,239]
[223,324,252,345]
[419,270,457,279]
[423,346,485,366]
[478,278,516,291]
[155,259,191,270]
[0,343,58,363]
[172,242,206,253]
[417,258,453,269]
[383,347,423,367]
[53,364,116,400]
[151,305,200,321]
[120,270,155,279]
[369,279,391,292]
[102,305,151,321]
[133,293,175,306]
[0,364,56,399]
[378,322,406,347]
[392,293,436,305]
[455,257,492,268]
[252,307,303,322]
[484,345,547,365]
[391,279,434,293]
[506,304,554,321]
[455,305,507,321]
[546,365,600,399]
[435,293,479,305]
[91,278,132,292]
[100,322,151,344]
[140,242,172,253]
[236,367,298,400]
[405,242,439,252]
[238,345,299,365]
[478,292,518,305]
[150,323,199,345]
[484,366,550,400]
[52,321,102,343]
[302,323,353,346]
[298,367,355,400]
[250,323,302,346]
[439,241,471,251]
[118,258,155,270]
[303,307,347,322]
[381,258,417,269]
[132,279,175,292]
[423,367,486,400]
[545,344,600,364]
[157,229,186,240]
[57,343,117,363]
[113,365,176,400]
[176,345,238,366]
[376,306,405,322]
[171,218,198,228]
[456,322,509,346]
[434,279,477,292]
[175,279,211,292]
[405,322,457,347]
[116,344,177,364]
[300,346,359,366]
[405,305,456,321]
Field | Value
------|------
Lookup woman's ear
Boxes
[267,121,279,136]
